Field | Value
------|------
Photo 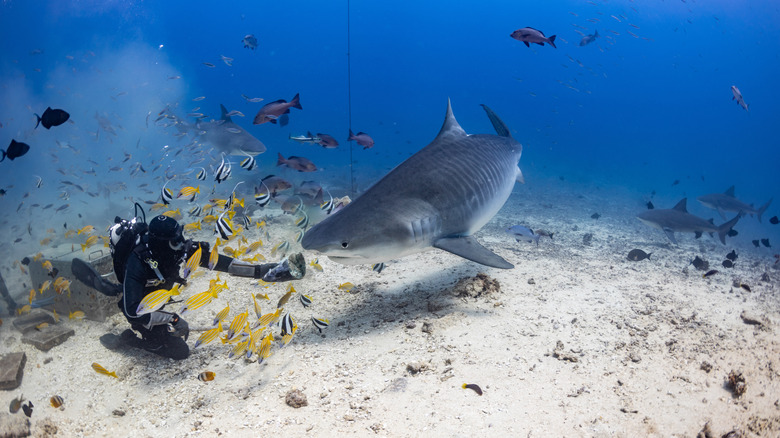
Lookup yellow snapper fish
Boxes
[39,280,52,294]
[255,308,282,328]
[208,241,220,270]
[226,310,249,341]
[257,332,274,363]
[17,305,32,315]
[183,221,202,232]
[81,235,99,251]
[149,202,167,211]
[194,325,222,349]
[177,185,200,200]
[136,284,181,316]
[228,339,249,359]
[91,362,118,378]
[309,258,323,272]
[202,214,218,224]
[277,285,295,308]
[245,240,263,254]
[252,295,263,319]
[189,270,206,280]
[40,237,53,245]
[69,310,85,320]
[182,245,202,279]
[33,252,43,261]
[28,288,35,305]
[77,225,95,235]
[338,282,355,292]
[212,304,230,326]
[179,288,219,315]
[42,260,54,274]
[162,208,182,219]
[242,253,266,263]
[63,229,77,238]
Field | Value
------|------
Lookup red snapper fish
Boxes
[253,93,302,125]
[510,27,557,48]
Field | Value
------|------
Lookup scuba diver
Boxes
[72,210,305,360]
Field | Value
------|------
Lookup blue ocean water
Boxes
[0,0,778,283]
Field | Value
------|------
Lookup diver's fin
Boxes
[71,258,122,296]
[434,236,513,269]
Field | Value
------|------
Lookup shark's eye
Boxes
[341,241,349,248]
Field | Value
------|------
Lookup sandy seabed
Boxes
[1,184,779,438]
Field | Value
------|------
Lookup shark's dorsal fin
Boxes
[672,198,688,213]
[480,104,512,138]
[724,186,735,197]
[436,99,467,140]
[220,104,232,123]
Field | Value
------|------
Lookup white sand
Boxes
[2,186,779,437]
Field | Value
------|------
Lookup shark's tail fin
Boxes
[717,215,740,245]
[757,198,773,223]
[548,35,557,48]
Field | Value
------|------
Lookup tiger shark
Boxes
[301,100,523,269]
[196,104,266,155]
[636,198,740,245]
[697,186,772,223]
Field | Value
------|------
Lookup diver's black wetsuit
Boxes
[119,241,289,360]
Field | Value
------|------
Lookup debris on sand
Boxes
[285,388,308,408]
[727,370,747,398]
[550,340,579,363]
[739,310,765,327]
[451,273,500,299]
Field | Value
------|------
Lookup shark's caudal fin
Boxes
[757,198,773,223]
[434,236,513,269]
[717,215,740,245]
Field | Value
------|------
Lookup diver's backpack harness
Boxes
[108,203,166,285]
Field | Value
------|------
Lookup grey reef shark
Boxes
[697,186,772,223]
[302,100,524,269]
[636,198,740,245]
[197,104,266,156]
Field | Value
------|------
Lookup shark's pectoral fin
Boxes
[434,236,513,269]
[663,228,678,245]
[516,167,525,184]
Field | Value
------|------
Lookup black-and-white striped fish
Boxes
[255,181,271,207]
[214,211,233,239]
[161,180,173,205]
[295,211,309,230]
[195,167,207,181]
[189,205,202,217]
[311,316,329,333]
[242,215,251,228]
[215,155,231,183]
[240,152,257,171]
[372,262,385,274]
[34,175,43,188]
[294,230,304,243]
[299,294,312,308]
[225,182,244,211]
[280,312,295,336]
[320,190,334,214]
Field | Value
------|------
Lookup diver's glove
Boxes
[262,253,306,282]
[168,314,189,341]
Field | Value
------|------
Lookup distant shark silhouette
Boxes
[636,198,739,245]
[697,186,772,223]
[197,104,266,155]
[302,100,524,269]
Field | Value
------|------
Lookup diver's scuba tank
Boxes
[108,203,149,284]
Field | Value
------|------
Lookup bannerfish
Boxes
[579,30,599,46]
[242,34,258,50]
[253,93,301,125]
[35,107,70,129]
[510,27,557,48]
[347,129,374,149]
[730,86,748,111]
[506,225,540,246]
[2,139,30,162]
[627,249,651,261]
